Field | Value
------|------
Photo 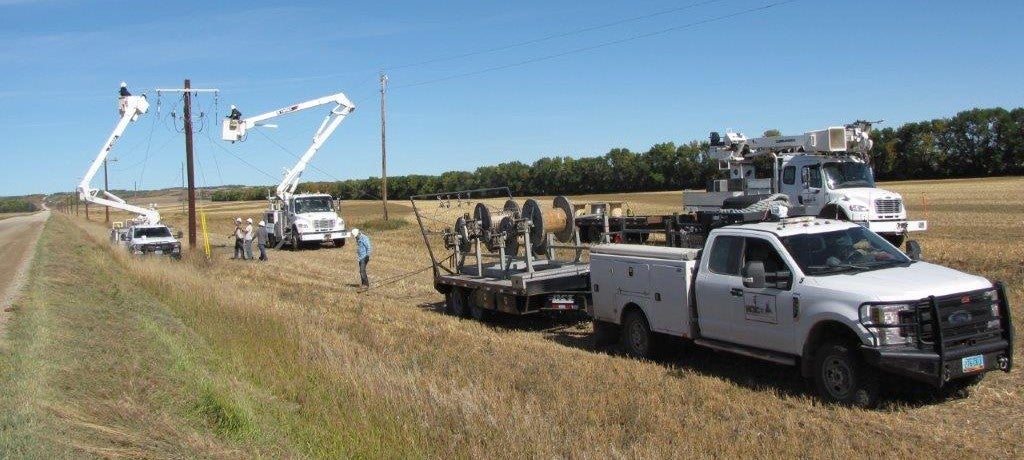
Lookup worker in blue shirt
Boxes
[353,228,372,288]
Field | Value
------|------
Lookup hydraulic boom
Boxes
[222,91,355,200]
[77,95,161,225]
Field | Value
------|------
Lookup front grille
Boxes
[916,289,1002,351]
[314,219,334,231]
[142,243,177,253]
[874,198,902,214]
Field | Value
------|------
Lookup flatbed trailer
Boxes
[412,188,594,320]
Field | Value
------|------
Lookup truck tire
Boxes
[883,234,906,248]
[812,341,880,408]
[593,320,620,347]
[290,227,301,251]
[334,238,346,247]
[622,311,655,359]
[447,288,470,318]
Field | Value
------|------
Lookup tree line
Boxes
[210,106,1023,202]
[0,199,38,213]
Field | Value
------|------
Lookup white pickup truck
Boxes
[113,224,182,259]
[590,216,1013,407]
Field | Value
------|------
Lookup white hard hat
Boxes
[235,217,241,223]
[230,104,236,110]
[351,228,360,237]
[246,218,253,224]
[258,220,265,227]
[120,82,127,87]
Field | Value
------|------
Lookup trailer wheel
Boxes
[470,303,490,322]
[447,288,470,318]
[812,340,880,408]
[622,310,655,359]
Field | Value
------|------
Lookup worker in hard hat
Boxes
[229,217,244,259]
[256,220,269,261]
[119,82,131,97]
[243,218,255,260]
[227,104,242,121]
[353,228,372,289]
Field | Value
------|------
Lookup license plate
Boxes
[962,355,984,373]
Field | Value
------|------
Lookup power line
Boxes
[385,0,731,72]
[396,0,797,90]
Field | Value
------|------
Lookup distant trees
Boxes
[0,199,37,213]
[207,106,1023,202]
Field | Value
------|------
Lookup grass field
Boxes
[3,176,1022,457]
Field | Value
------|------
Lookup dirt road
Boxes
[0,210,49,334]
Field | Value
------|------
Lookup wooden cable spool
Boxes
[521,196,575,255]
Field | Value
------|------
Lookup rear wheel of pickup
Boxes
[446,288,470,318]
[813,341,880,408]
[622,311,655,359]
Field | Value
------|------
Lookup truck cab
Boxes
[120,224,182,258]
[590,217,1013,406]
[265,193,348,249]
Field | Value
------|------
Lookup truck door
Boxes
[694,235,743,340]
[733,237,797,354]
[799,163,824,215]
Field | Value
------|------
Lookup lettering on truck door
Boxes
[734,236,797,354]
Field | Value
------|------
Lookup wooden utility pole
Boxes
[380,72,389,220]
[183,79,197,248]
[103,157,116,223]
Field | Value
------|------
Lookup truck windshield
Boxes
[780,226,910,275]
[133,227,172,238]
[822,162,874,189]
[294,197,333,213]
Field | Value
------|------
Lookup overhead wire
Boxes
[384,0,731,72]
[395,0,798,90]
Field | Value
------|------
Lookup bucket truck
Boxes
[78,93,182,258]
[684,121,927,247]
[222,92,355,249]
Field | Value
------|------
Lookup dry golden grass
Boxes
[17,177,1024,457]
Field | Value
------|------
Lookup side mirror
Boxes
[742,261,766,289]
[905,240,922,261]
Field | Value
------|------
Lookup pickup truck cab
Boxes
[590,216,1013,406]
[116,224,182,258]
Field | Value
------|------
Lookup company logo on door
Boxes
[744,293,778,324]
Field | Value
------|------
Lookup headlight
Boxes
[172,243,181,253]
[983,289,1000,317]
[848,204,869,212]
[860,303,915,346]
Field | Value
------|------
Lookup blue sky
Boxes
[1,0,1022,196]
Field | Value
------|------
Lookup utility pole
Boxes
[380,72,389,220]
[155,83,218,250]
[183,79,197,248]
[103,157,117,223]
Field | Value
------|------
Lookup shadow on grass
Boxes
[417,300,969,409]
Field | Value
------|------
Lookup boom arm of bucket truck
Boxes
[76,95,162,225]
[709,120,877,163]
[221,91,355,200]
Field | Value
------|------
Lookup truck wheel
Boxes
[622,311,655,359]
[883,234,906,248]
[813,341,880,408]
[333,238,346,247]
[593,320,620,347]
[938,374,984,400]
[447,288,470,318]
[290,227,301,250]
